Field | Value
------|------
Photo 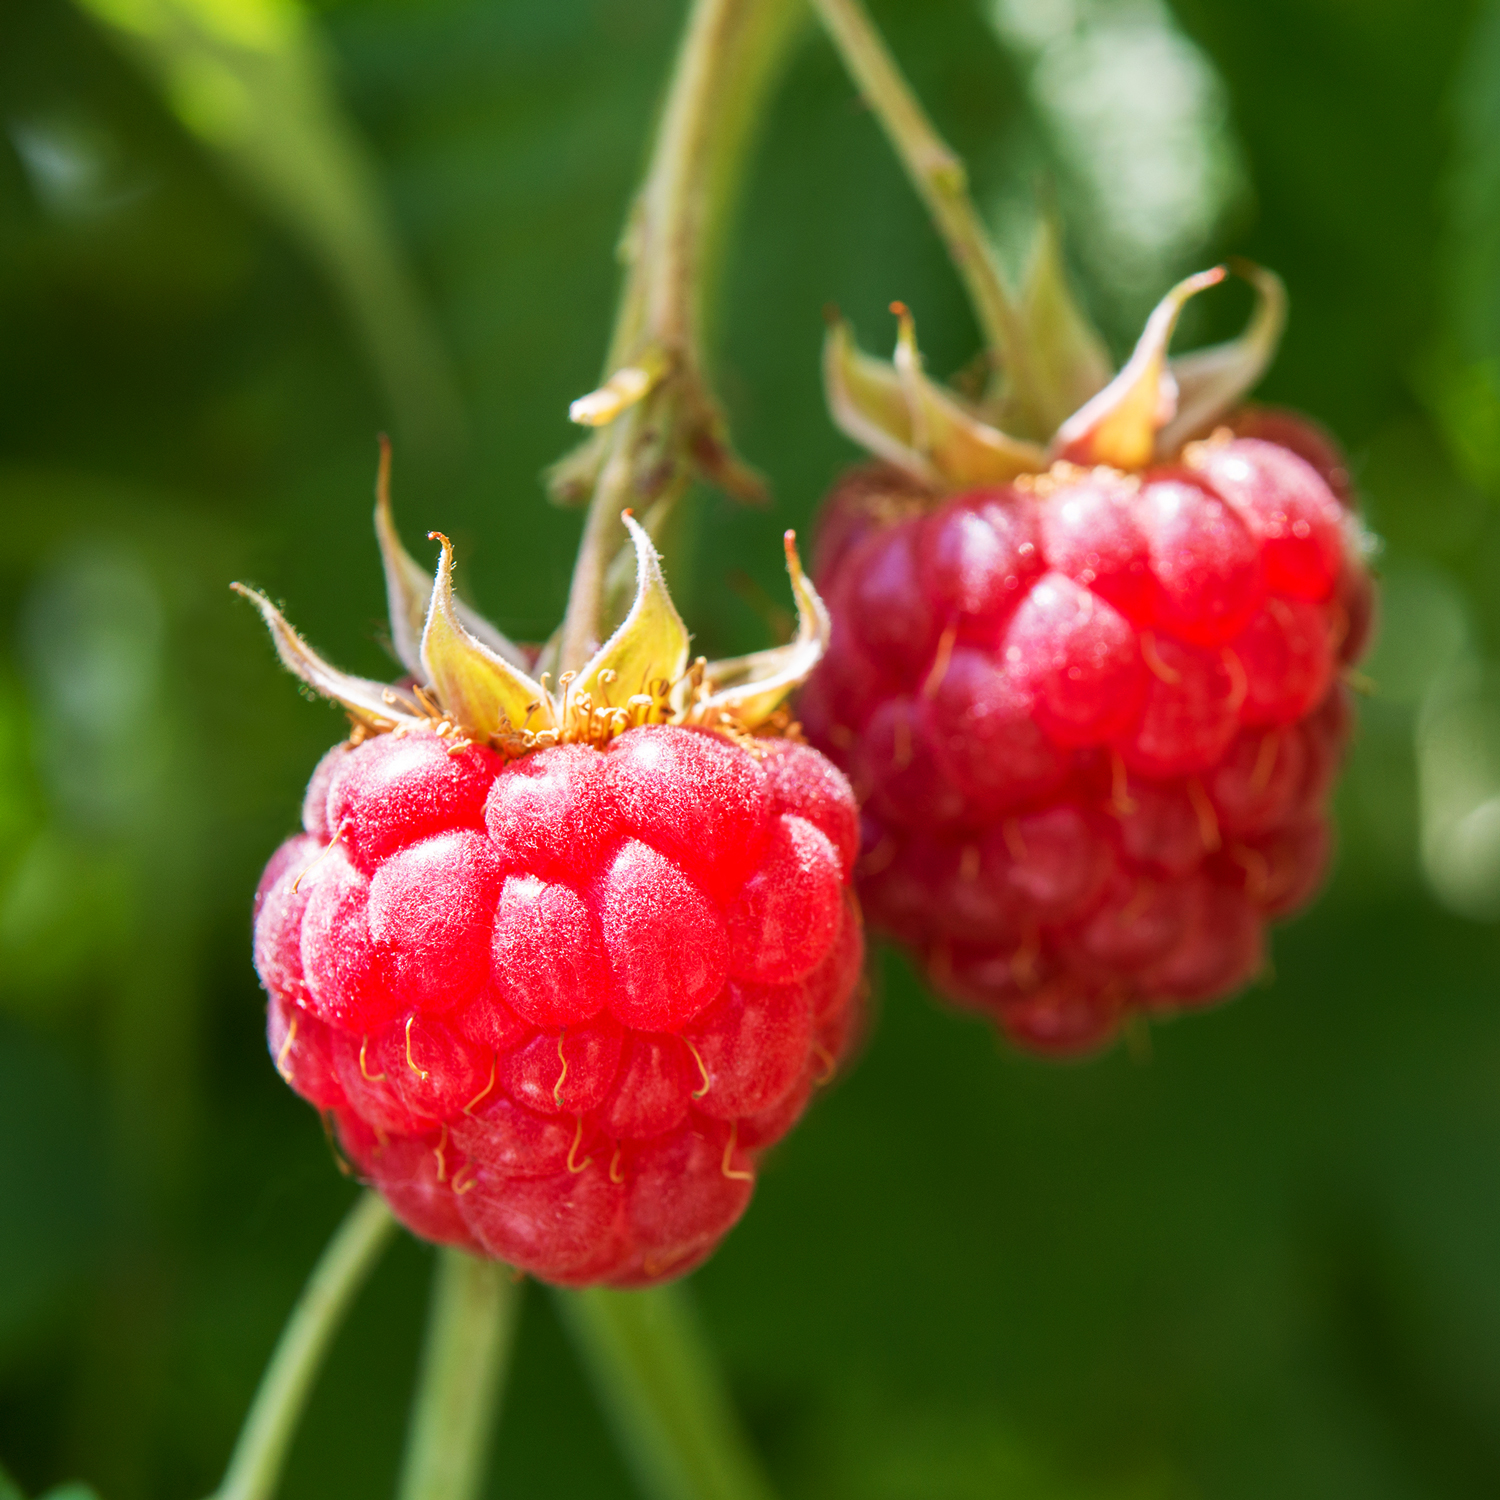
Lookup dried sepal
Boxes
[996,215,1112,439]
[569,347,671,428]
[695,531,830,730]
[373,436,437,676]
[890,304,1048,486]
[375,444,531,673]
[824,312,1047,490]
[573,512,691,706]
[1156,261,1287,456]
[1051,267,1227,470]
[420,534,555,739]
[232,583,423,730]
[824,316,939,484]
[683,395,768,505]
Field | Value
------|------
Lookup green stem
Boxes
[808,0,1043,428]
[555,1284,777,1500]
[555,0,801,672]
[211,1192,397,1500]
[395,1251,522,1500]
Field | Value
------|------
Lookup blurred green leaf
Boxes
[71,0,464,458]
[1425,0,1500,494]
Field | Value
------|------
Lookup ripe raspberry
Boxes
[809,263,1373,1055]
[804,432,1365,1054]
[243,499,862,1284]
[259,726,861,1283]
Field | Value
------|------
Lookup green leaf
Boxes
[71,0,463,456]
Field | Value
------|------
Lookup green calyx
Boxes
[233,446,828,754]
[825,244,1287,492]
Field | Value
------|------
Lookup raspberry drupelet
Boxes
[243,493,863,1285]
[802,265,1374,1054]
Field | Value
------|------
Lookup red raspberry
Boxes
[257,726,863,1285]
[804,430,1369,1054]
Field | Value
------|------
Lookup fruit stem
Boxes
[394,1251,523,1500]
[807,0,1043,429]
[556,0,802,673]
[209,1192,397,1500]
[555,1284,777,1500]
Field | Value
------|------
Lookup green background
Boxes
[4,0,1500,1495]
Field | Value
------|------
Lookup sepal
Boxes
[996,215,1112,439]
[568,347,670,428]
[375,439,529,671]
[823,310,1046,490]
[823,316,931,480]
[1051,267,1226,470]
[232,584,423,730]
[574,512,691,707]
[1156,261,1287,455]
[695,531,831,730]
[419,535,555,739]
[890,304,1048,485]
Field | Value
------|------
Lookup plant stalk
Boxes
[555,1284,777,1500]
[394,1251,523,1500]
[556,0,802,672]
[210,1192,397,1500]
[808,0,1043,428]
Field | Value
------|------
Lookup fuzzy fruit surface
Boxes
[801,423,1371,1054]
[256,724,863,1285]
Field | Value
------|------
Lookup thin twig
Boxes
[211,1193,397,1500]
[555,0,801,672]
[556,1284,777,1500]
[808,0,1044,430]
[394,1251,523,1500]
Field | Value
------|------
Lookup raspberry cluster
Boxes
[801,426,1371,1053]
[255,724,862,1285]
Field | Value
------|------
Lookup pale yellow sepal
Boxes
[824,311,1047,490]
[1051,267,1226,469]
[574,512,691,706]
[243,507,827,754]
[999,215,1112,439]
[695,531,831,731]
[890,304,1048,485]
[374,438,530,674]
[372,436,434,676]
[231,583,424,731]
[823,317,936,482]
[419,535,555,739]
[1156,262,1287,456]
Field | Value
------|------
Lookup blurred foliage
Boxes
[3,0,1500,1496]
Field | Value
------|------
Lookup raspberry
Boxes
[262,723,864,1278]
[243,511,863,1284]
[259,725,862,1284]
[805,433,1368,1054]
[808,255,1374,1053]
